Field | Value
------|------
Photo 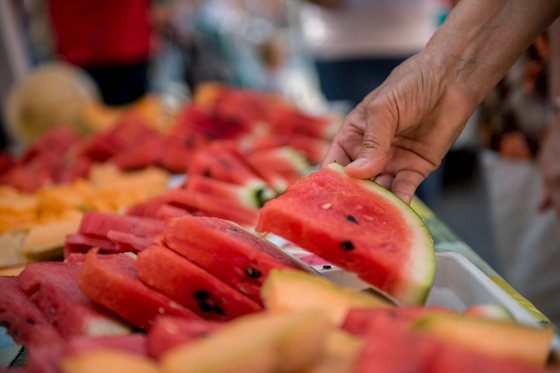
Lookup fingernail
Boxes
[348,158,367,168]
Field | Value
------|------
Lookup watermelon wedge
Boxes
[17,262,132,339]
[256,162,435,305]
[78,250,202,330]
[64,234,118,258]
[164,215,315,304]
[137,245,262,321]
[247,147,309,174]
[78,211,165,239]
[185,175,262,209]
[0,276,64,347]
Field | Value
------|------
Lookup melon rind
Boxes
[329,162,435,305]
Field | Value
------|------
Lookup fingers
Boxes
[390,170,426,205]
[344,98,396,179]
[321,140,352,168]
[374,174,394,190]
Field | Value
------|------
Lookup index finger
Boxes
[321,139,352,168]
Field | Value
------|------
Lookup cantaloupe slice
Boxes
[304,330,364,373]
[413,314,553,367]
[60,349,159,373]
[161,311,328,373]
[261,269,391,326]
[20,210,83,260]
[0,230,28,268]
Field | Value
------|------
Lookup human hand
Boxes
[539,112,560,215]
[321,51,478,204]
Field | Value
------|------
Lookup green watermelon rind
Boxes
[276,146,311,172]
[244,180,277,208]
[327,162,436,305]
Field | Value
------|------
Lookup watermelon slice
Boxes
[146,316,219,360]
[78,250,201,330]
[185,175,262,209]
[78,211,165,239]
[256,162,436,305]
[0,276,64,347]
[247,147,309,174]
[64,234,118,258]
[106,230,153,253]
[137,245,262,321]
[155,204,190,220]
[189,147,275,206]
[17,262,132,339]
[164,215,315,304]
[162,189,260,227]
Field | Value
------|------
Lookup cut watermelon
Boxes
[17,262,132,339]
[164,215,314,304]
[64,333,148,357]
[185,175,262,209]
[0,276,64,347]
[137,245,262,321]
[146,316,219,360]
[155,204,190,220]
[189,147,275,206]
[78,250,201,330]
[162,189,259,227]
[256,162,436,305]
[64,234,118,258]
[248,147,309,174]
[78,211,165,239]
[106,230,152,253]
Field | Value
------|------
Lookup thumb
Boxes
[345,101,396,179]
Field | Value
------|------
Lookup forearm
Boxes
[425,0,560,104]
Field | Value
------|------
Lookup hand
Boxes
[539,112,560,215]
[321,51,478,204]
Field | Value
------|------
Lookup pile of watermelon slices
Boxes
[0,156,557,372]
[0,85,337,193]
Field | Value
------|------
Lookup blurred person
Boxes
[302,0,442,205]
[320,0,560,324]
[45,0,152,105]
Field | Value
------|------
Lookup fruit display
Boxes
[0,84,556,372]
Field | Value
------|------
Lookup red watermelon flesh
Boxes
[137,245,262,321]
[146,316,219,360]
[162,189,259,227]
[21,126,80,163]
[78,211,165,240]
[64,234,118,258]
[155,204,191,220]
[239,155,290,194]
[25,345,64,373]
[256,162,436,305]
[0,276,64,347]
[185,175,262,209]
[248,147,309,174]
[78,250,201,330]
[106,230,152,253]
[64,333,147,357]
[269,108,337,140]
[53,156,92,184]
[164,215,314,304]
[17,262,131,340]
[189,147,275,206]
[111,136,161,171]
[126,190,181,218]
[342,307,455,337]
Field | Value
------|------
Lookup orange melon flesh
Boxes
[60,349,159,373]
[256,162,435,305]
[413,314,553,368]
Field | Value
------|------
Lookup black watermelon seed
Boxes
[346,215,358,224]
[203,169,212,178]
[213,305,226,315]
[246,267,262,278]
[194,290,210,300]
[322,265,332,269]
[198,302,212,313]
[340,241,355,250]
[228,226,239,232]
